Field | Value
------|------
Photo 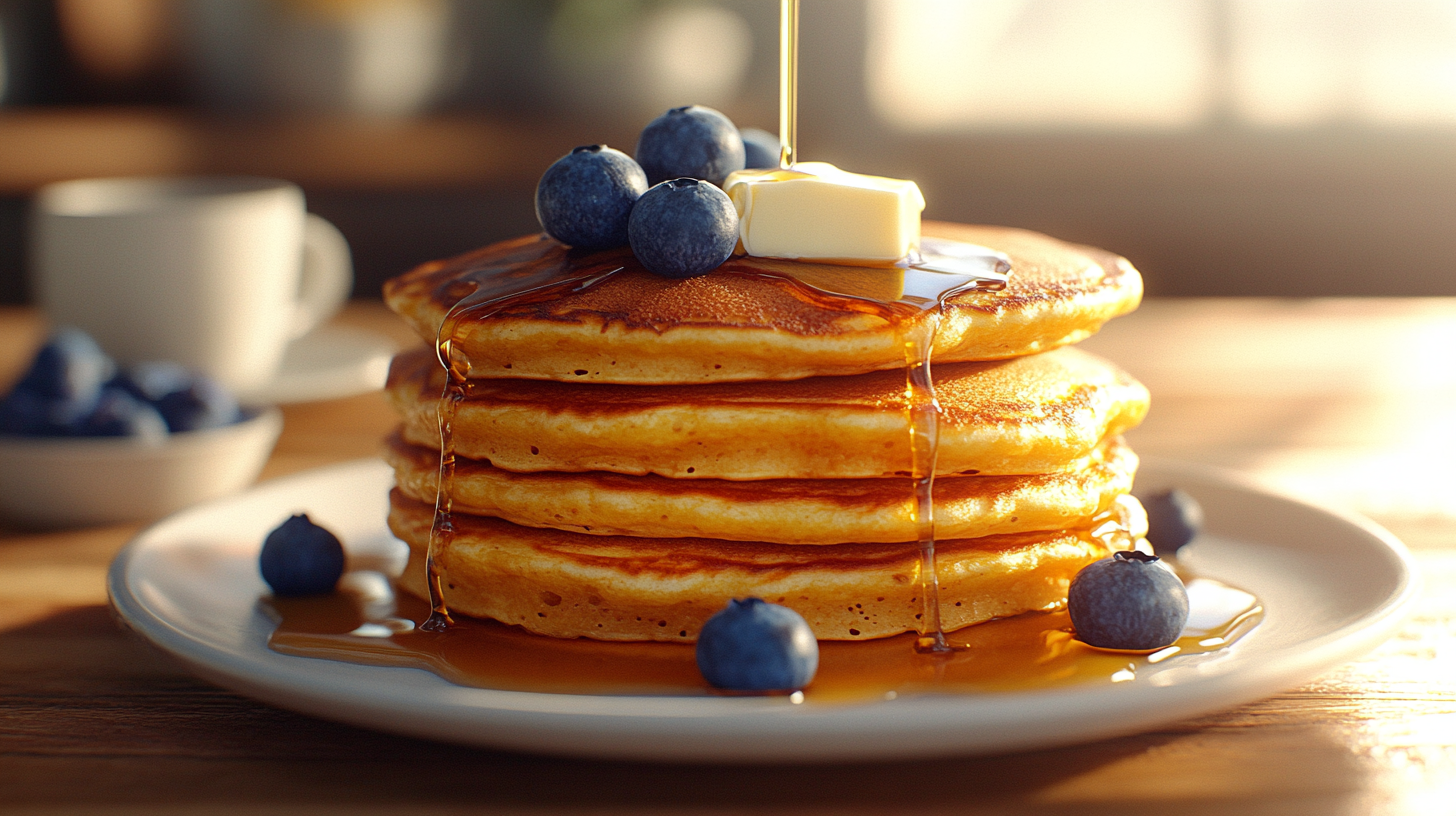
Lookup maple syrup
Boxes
[423,243,623,630]
[266,568,1262,701]
[779,0,798,168]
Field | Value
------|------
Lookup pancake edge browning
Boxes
[387,433,1138,544]
[387,490,1123,642]
[385,346,1150,479]
[383,222,1142,384]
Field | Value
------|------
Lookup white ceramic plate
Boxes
[233,325,398,405]
[108,459,1418,763]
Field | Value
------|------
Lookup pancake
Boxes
[382,222,1142,384]
[386,345,1149,479]
[387,489,1134,641]
[386,433,1138,545]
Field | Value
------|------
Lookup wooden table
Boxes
[1,298,1452,814]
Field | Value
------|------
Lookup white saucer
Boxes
[234,325,398,405]
[107,459,1417,763]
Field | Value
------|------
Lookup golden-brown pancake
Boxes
[386,433,1138,545]
[382,222,1142,384]
[386,345,1149,479]
[387,489,1130,641]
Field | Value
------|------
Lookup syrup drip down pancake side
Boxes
[382,222,1142,384]
[385,345,1149,479]
[387,490,1144,642]
[386,433,1138,545]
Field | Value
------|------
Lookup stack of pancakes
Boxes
[381,222,1148,641]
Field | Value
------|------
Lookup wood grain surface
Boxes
[1,299,1453,815]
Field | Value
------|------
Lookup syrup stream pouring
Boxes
[778,0,799,169]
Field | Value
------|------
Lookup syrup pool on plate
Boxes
[264,564,1262,702]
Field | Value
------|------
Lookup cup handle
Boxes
[291,213,354,339]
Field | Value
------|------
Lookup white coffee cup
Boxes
[30,176,352,394]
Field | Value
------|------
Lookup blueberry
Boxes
[76,386,168,440]
[259,514,346,596]
[1,328,115,435]
[696,598,818,691]
[14,327,115,402]
[739,127,782,170]
[1068,551,1190,650]
[635,106,746,186]
[628,179,738,279]
[535,145,648,250]
[1139,488,1204,556]
[115,362,241,432]
[0,388,93,436]
[0,388,52,435]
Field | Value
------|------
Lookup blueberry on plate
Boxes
[635,106,746,186]
[696,597,819,692]
[628,178,738,279]
[76,386,169,440]
[115,361,241,433]
[1068,550,1190,650]
[259,514,346,597]
[535,145,648,250]
[1139,488,1204,557]
[739,127,782,170]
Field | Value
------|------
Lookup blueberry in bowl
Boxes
[0,327,113,436]
[112,360,242,433]
[77,386,170,440]
[0,330,280,528]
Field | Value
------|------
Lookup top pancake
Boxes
[383,222,1142,385]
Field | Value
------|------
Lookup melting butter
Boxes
[723,162,926,264]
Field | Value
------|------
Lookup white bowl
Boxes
[0,408,283,529]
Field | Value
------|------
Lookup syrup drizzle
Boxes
[905,315,947,652]
[892,245,1011,652]
[423,242,624,631]
[779,239,1014,653]
[700,245,1012,651]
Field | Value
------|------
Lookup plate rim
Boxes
[107,457,1420,763]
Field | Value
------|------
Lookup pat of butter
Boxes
[722,162,925,264]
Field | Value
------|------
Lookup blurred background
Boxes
[2,0,1455,302]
